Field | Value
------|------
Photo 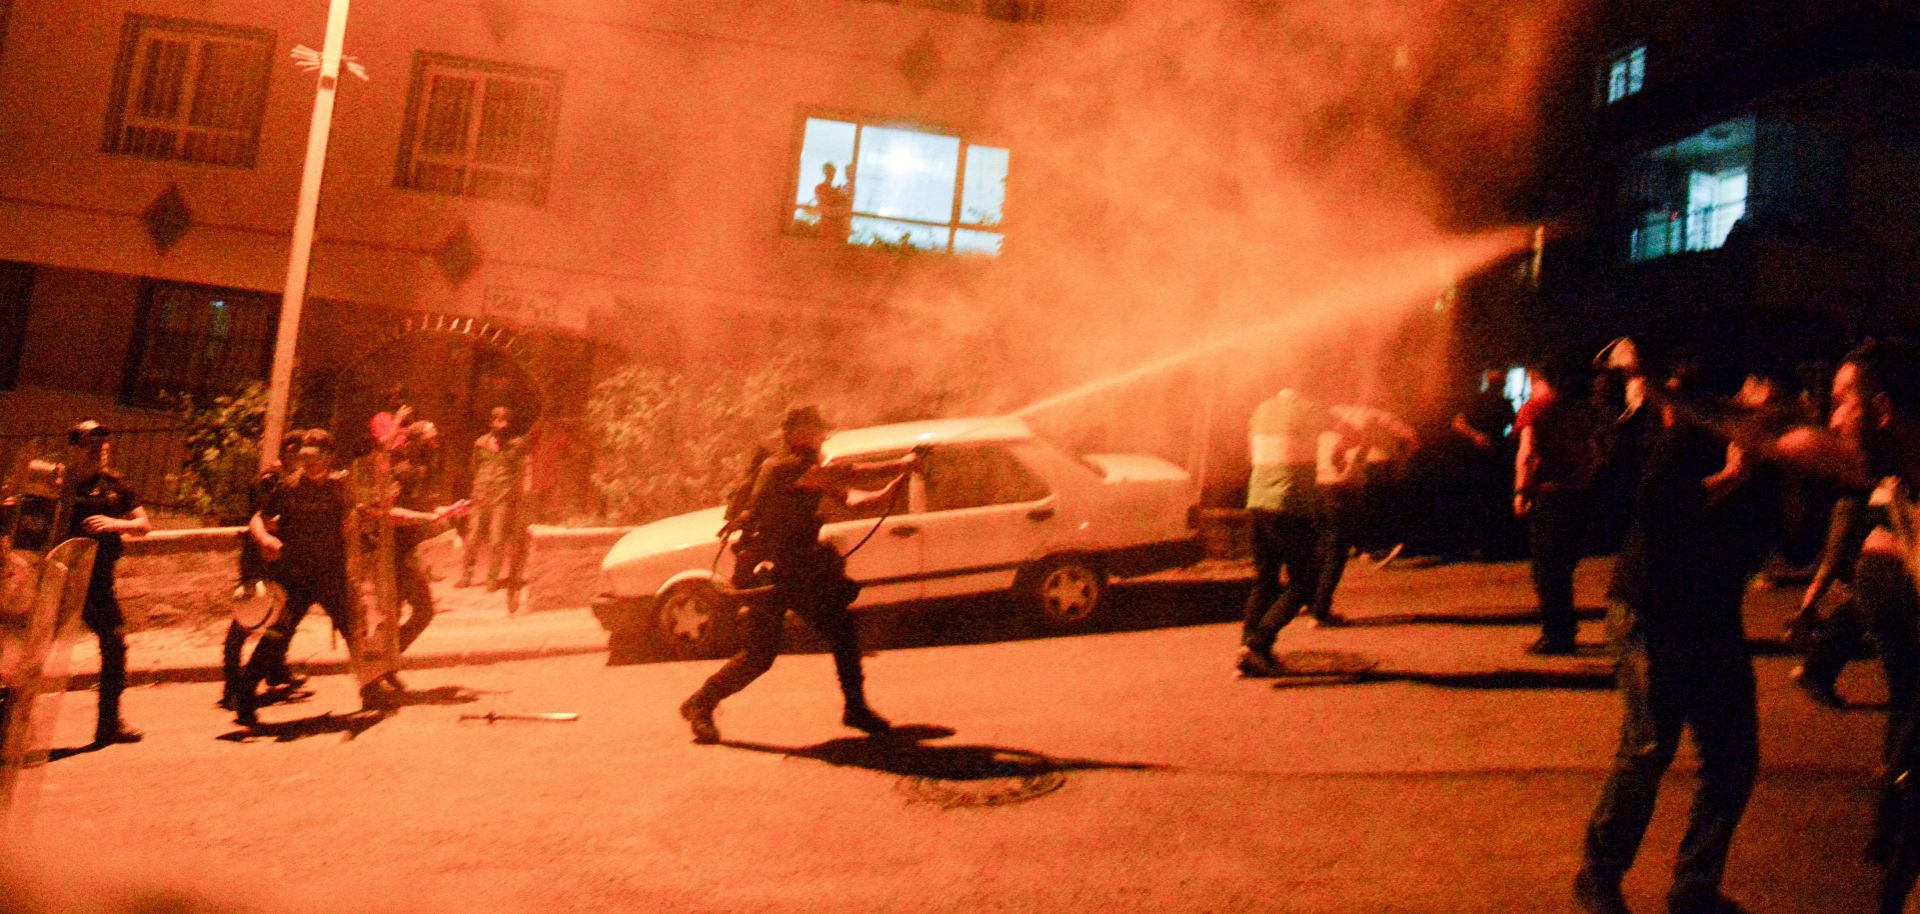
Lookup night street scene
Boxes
[5,1,1920,913]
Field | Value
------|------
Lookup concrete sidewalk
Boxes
[58,553,1810,692]
[62,578,610,690]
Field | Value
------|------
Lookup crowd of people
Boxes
[1234,338,1920,914]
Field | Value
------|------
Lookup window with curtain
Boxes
[396,53,563,205]
[102,15,275,167]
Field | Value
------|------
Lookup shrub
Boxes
[164,383,271,524]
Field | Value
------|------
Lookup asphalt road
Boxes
[3,561,1898,913]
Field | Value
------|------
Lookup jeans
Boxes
[688,545,870,713]
[1528,488,1584,645]
[1583,602,1758,905]
[1311,488,1360,620]
[462,499,527,586]
[1242,510,1321,652]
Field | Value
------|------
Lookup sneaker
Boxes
[1370,543,1405,569]
[843,706,893,735]
[1527,637,1578,657]
[1789,665,1846,709]
[1573,870,1631,914]
[680,698,720,744]
[266,671,308,690]
[1235,648,1285,678]
[1304,613,1350,628]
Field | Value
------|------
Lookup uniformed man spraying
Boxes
[678,406,919,744]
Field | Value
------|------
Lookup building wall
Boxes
[0,1,1049,356]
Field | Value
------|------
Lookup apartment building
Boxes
[0,2,1066,496]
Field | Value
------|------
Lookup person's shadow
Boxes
[215,685,480,744]
[718,724,1168,781]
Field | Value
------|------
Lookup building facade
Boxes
[0,0,1073,515]
[1514,0,1920,370]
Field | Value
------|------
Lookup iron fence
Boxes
[0,426,199,522]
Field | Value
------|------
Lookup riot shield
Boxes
[0,537,98,819]
[347,455,401,692]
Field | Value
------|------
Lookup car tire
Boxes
[650,580,738,660]
[1018,556,1107,627]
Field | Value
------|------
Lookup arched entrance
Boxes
[333,313,546,502]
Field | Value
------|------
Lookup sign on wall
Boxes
[482,285,583,332]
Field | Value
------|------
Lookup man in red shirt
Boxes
[1514,361,1597,655]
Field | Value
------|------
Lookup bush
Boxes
[585,357,803,525]
[583,353,983,525]
[165,383,269,524]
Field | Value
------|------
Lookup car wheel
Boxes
[651,581,737,660]
[1019,557,1106,627]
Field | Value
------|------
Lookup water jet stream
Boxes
[1008,228,1527,421]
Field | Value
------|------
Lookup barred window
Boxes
[396,54,562,205]
[103,16,275,168]
[123,281,278,406]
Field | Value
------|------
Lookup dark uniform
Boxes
[69,470,139,742]
[392,453,438,653]
[683,445,878,730]
[221,464,298,707]
[1579,420,1777,914]
[236,471,356,722]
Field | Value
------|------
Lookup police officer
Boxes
[235,429,358,726]
[65,421,151,745]
[678,406,918,744]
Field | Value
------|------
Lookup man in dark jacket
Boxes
[1574,372,1779,914]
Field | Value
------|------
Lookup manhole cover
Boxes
[895,749,1066,808]
[1275,650,1380,677]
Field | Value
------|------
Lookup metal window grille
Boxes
[125,281,278,406]
[103,16,273,167]
[398,54,562,205]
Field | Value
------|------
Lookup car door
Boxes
[912,444,1056,601]
[817,459,923,608]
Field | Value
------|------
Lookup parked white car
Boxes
[591,416,1203,658]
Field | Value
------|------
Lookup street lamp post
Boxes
[261,0,353,470]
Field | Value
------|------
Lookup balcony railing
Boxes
[1628,201,1749,262]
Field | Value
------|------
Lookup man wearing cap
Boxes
[65,421,151,745]
[678,405,919,744]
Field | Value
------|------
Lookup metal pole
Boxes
[261,0,352,470]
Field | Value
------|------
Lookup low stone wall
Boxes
[114,524,634,629]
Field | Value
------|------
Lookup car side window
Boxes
[817,450,912,524]
[818,484,905,524]
[923,446,1050,512]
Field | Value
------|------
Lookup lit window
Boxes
[102,16,275,168]
[1624,116,1754,262]
[396,53,562,205]
[791,116,1008,255]
[124,281,277,405]
[1599,44,1646,105]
